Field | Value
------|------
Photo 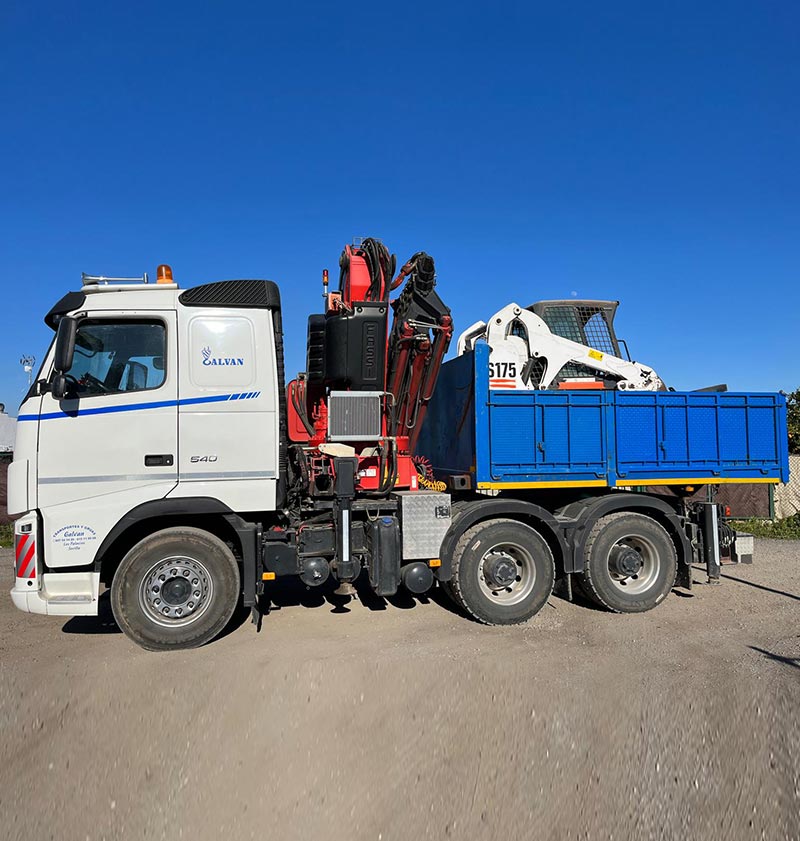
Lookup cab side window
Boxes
[69,320,166,397]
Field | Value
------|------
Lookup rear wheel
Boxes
[578,512,677,613]
[448,519,555,625]
[111,527,240,651]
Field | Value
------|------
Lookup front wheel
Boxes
[111,527,240,651]
[447,518,555,625]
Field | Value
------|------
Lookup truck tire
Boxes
[578,512,677,613]
[448,518,555,625]
[111,527,240,651]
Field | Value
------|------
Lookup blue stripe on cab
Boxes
[17,391,260,421]
[176,394,234,408]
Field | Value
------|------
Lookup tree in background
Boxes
[788,388,800,455]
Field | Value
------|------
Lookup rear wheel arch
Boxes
[441,499,568,581]
[562,494,690,575]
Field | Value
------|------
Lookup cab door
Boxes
[36,311,178,568]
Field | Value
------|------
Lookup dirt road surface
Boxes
[1,540,798,841]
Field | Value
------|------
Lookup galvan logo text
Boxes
[202,346,244,366]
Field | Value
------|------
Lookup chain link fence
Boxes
[774,454,800,520]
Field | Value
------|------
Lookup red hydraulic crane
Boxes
[286,238,452,497]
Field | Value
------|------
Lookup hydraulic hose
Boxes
[290,379,315,437]
[360,237,396,301]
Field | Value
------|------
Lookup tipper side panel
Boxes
[485,389,608,487]
[613,391,790,485]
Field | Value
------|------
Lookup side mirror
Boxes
[53,316,78,375]
[51,373,68,401]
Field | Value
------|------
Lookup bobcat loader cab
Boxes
[9,268,284,637]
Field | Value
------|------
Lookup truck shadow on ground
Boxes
[57,578,672,635]
[262,576,620,621]
[60,576,456,638]
[560,577,695,611]
[59,575,709,638]
[720,573,800,602]
[61,591,121,635]
[60,590,253,640]
[263,573,443,617]
[749,645,800,670]
[690,565,800,602]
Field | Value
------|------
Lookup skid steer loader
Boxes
[457,299,664,391]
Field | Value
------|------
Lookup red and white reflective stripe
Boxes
[15,533,37,579]
[490,378,517,389]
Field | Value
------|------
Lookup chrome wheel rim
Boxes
[477,541,536,606]
[605,534,660,594]
[138,555,213,627]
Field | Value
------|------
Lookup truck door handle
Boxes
[144,454,174,467]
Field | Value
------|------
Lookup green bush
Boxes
[732,514,800,540]
[0,522,13,548]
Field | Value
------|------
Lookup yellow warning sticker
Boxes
[588,349,603,360]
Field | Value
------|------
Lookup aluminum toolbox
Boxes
[393,491,451,560]
[417,342,790,491]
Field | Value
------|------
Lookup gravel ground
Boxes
[0,540,798,841]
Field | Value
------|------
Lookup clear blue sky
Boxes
[1,0,798,411]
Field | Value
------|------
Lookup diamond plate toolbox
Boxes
[393,491,452,560]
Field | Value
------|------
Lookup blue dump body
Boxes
[418,342,790,490]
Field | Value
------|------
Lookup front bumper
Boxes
[10,512,99,617]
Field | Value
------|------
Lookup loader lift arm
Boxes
[458,302,663,391]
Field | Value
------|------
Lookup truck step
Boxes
[46,595,93,604]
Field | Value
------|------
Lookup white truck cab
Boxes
[9,272,283,621]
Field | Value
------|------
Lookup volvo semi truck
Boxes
[7,239,789,649]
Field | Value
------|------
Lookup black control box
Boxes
[324,302,388,391]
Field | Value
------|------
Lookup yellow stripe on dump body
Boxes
[477,480,608,490]
[615,477,780,486]
[477,477,780,490]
